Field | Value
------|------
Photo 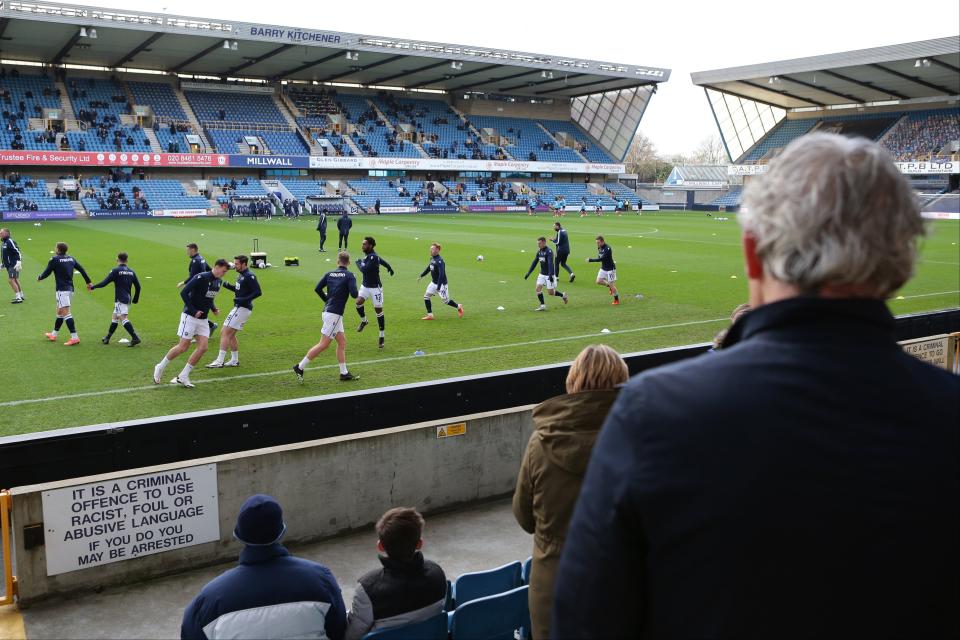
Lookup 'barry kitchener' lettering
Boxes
[249,27,341,44]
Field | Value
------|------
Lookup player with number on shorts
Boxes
[525,237,569,311]
[37,242,91,345]
[88,251,142,346]
[418,242,463,320]
[355,236,394,350]
[207,255,262,369]
[587,235,620,306]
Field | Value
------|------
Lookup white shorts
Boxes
[321,311,344,338]
[55,291,73,309]
[425,282,450,302]
[536,274,558,289]
[358,286,384,307]
[224,306,251,331]
[177,313,210,340]
[113,302,129,318]
[597,269,617,283]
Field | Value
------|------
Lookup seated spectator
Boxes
[343,508,446,640]
[554,133,960,638]
[711,303,751,351]
[181,494,346,640]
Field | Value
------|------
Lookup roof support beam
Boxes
[777,75,866,103]
[274,51,344,79]
[370,60,449,85]
[224,44,294,76]
[740,80,824,107]
[112,32,164,69]
[171,40,224,73]
[565,82,654,99]
[409,63,503,90]
[0,18,10,40]
[928,57,960,74]
[819,70,908,100]
[499,72,586,92]
[316,54,406,83]
[537,77,646,96]
[51,29,82,65]
[448,68,534,93]
[871,63,954,94]
[700,84,790,110]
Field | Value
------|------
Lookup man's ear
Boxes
[743,232,764,280]
[377,540,385,553]
[416,539,423,550]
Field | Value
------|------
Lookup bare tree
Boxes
[690,135,729,165]
[624,131,674,182]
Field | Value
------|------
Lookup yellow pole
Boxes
[0,491,16,606]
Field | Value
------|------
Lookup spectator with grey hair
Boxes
[553,133,960,639]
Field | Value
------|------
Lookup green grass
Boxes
[0,213,957,437]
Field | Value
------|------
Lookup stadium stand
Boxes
[348,179,452,210]
[709,186,743,207]
[371,94,478,160]
[281,178,328,202]
[127,81,187,120]
[80,178,210,213]
[0,71,60,128]
[1,176,69,211]
[206,128,309,155]
[604,182,647,207]
[526,182,617,207]
[337,93,422,158]
[185,88,287,125]
[468,115,582,163]
[545,120,615,163]
[882,109,960,160]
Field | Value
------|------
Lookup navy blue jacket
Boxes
[224,269,262,310]
[187,253,211,282]
[181,544,347,640]
[356,252,394,288]
[0,236,21,267]
[551,228,569,254]
[181,271,222,319]
[315,266,358,315]
[317,213,327,233]
[91,265,141,304]
[554,297,960,639]
[337,215,352,233]
[38,254,91,292]
[587,244,615,271]
[526,247,555,278]
[420,255,448,285]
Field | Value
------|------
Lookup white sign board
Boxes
[42,464,220,576]
[307,154,625,175]
[729,161,960,176]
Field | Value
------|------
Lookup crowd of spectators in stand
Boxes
[883,111,960,160]
[177,134,957,640]
[2,173,39,209]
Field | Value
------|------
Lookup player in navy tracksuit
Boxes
[418,243,463,320]
[37,242,91,345]
[178,243,218,335]
[355,237,394,350]
[317,209,328,252]
[552,222,575,282]
[89,252,142,346]
[525,237,569,311]
[154,258,229,388]
[0,227,24,303]
[293,251,359,382]
[337,213,352,250]
[587,235,620,305]
[207,255,262,369]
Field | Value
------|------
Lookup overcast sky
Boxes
[58,0,960,156]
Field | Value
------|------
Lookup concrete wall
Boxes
[11,406,534,606]
[454,98,572,121]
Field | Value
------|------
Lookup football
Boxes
[476,255,484,261]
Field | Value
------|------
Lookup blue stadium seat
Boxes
[521,557,532,585]
[185,89,287,125]
[362,612,448,640]
[127,82,187,120]
[545,120,615,163]
[449,585,529,640]
[452,561,522,608]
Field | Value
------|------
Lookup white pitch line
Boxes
[0,317,727,408]
[898,290,960,299]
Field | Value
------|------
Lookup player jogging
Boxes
[552,222,575,283]
[527,195,538,216]
[595,197,603,216]
[525,237,568,311]
[355,236,394,350]
[177,243,218,336]
[579,198,587,218]
[0,228,23,303]
[206,255,262,368]
[38,242,91,345]
[293,251,359,382]
[154,258,229,388]
[418,242,463,320]
[587,235,620,305]
[88,252,142,346]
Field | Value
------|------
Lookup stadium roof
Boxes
[0,1,670,98]
[691,37,959,109]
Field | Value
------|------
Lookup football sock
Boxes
[537,292,545,305]
[107,321,118,337]
[614,294,620,301]
[53,316,64,333]
[299,356,311,370]
[123,321,138,338]
[339,362,348,375]
[424,298,432,313]
[554,290,565,297]
[356,304,366,319]
[377,313,385,337]
[446,299,458,308]
[216,350,227,362]
[229,351,239,363]
[65,316,76,335]
[179,363,194,379]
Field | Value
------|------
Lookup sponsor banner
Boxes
[2,210,76,220]
[230,155,311,169]
[309,155,625,174]
[41,464,219,576]
[466,204,528,212]
[420,205,460,213]
[730,161,959,176]
[0,150,229,168]
[89,210,153,219]
[247,26,343,45]
[921,211,960,220]
[153,209,209,218]
[380,206,418,213]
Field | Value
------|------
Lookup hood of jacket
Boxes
[531,388,620,475]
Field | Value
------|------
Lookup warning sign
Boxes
[900,334,956,370]
[41,464,220,576]
[436,423,467,439]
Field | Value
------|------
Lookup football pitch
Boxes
[0,212,957,437]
